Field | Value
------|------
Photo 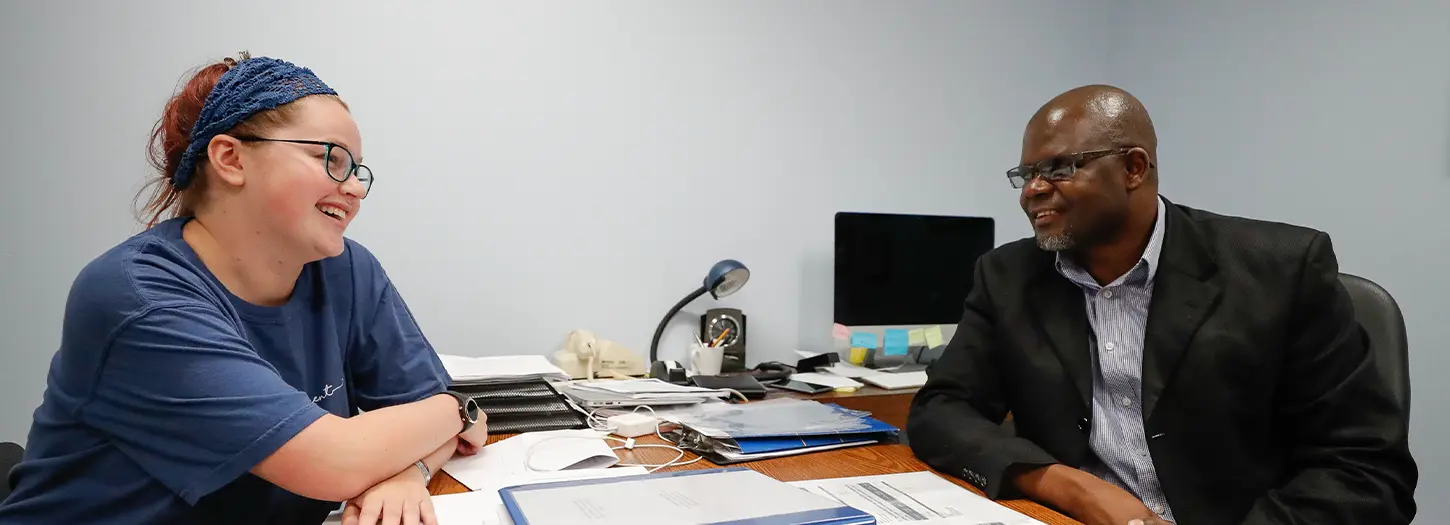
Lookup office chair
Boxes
[0,441,22,501]
[1339,273,1412,412]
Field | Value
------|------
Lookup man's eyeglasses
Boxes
[1006,147,1134,189]
[234,136,374,198]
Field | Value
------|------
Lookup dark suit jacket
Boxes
[907,199,1416,525]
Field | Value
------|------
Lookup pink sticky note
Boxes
[832,323,851,340]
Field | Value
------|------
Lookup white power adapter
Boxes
[607,412,659,438]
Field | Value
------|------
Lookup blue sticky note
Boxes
[850,332,878,349]
[884,329,909,356]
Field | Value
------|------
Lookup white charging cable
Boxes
[525,404,702,473]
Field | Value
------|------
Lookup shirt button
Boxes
[1154,505,1165,514]
[1104,342,1116,351]
[1102,289,1114,299]
[1120,396,1132,407]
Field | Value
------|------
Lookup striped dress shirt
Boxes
[1054,196,1174,522]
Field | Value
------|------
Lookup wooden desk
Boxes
[429,434,1079,524]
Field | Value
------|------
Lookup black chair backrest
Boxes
[0,441,22,501]
[1338,273,1411,412]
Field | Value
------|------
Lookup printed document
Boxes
[789,471,1045,524]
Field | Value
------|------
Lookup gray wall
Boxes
[1113,1,1450,520]
[0,1,1106,438]
[2,1,1445,521]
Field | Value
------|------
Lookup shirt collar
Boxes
[1055,195,1167,287]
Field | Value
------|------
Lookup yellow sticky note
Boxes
[849,347,868,365]
[908,328,926,347]
[924,325,945,348]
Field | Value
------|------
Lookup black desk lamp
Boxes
[649,259,750,374]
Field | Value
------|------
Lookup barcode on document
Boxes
[850,482,929,521]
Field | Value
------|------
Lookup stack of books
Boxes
[439,354,588,435]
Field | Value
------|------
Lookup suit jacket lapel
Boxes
[1028,263,1094,411]
[1142,201,1221,420]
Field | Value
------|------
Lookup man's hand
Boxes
[1127,519,1174,525]
[342,466,436,525]
[1068,479,1159,525]
[1011,464,1159,525]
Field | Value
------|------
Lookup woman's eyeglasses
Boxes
[233,136,373,198]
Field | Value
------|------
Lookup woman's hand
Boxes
[457,411,489,453]
[342,466,436,525]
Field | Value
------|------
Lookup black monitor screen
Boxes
[833,212,995,326]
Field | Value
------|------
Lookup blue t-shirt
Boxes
[0,217,451,524]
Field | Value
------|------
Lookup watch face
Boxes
[464,397,480,422]
[706,315,741,346]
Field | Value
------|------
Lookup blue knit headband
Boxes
[171,57,338,189]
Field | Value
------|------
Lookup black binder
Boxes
[451,378,588,435]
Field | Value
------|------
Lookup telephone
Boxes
[551,330,649,380]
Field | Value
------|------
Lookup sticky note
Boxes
[924,325,945,348]
[832,323,851,340]
[848,347,868,365]
[908,328,926,347]
[884,329,909,356]
[850,332,878,349]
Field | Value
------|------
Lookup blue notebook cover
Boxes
[499,467,876,525]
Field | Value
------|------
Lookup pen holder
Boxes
[689,343,724,376]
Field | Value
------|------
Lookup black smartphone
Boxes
[768,379,834,394]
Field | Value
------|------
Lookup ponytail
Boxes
[136,53,249,228]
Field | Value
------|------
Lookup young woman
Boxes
[0,53,486,525]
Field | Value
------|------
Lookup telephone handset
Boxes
[551,330,649,380]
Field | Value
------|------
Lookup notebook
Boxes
[499,467,876,525]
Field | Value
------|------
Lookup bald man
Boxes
[907,85,1416,525]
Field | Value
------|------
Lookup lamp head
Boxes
[704,259,750,299]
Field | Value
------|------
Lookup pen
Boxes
[709,328,731,347]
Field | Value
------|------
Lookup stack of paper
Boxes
[556,378,731,407]
[438,354,571,385]
[857,370,928,389]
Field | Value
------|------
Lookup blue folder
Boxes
[716,415,899,441]
[730,434,882,455]
[499,467,876,525]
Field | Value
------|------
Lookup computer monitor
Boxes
[832,212,994,361]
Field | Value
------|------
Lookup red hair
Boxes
[136,51,342,228]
